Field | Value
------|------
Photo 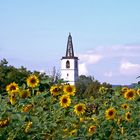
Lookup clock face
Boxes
[66,60,70,68]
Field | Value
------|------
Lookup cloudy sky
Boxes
[0,0,140,85]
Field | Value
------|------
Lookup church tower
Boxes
[61,33,79,85]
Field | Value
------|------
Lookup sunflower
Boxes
[21,104,33,112]
[0,117,10,128]
[24,121,32,133]
[74,103,86,116]
[9,91,17,105]
[69,129,77,136]
[105,108,116,120]
[50,85,61,96]
[63,85,76,96]
[103,101,108,106]
[26,75,39,88]
[72,123,78,128]
[117,117,122,125]
[59,94,71,108]
[125,112,131,122]
[92,117,98,122]
[124,89,136,100]
[19,89,30,99]
[63,128,68,132]
[88,125,96,134]
[136,89,140,96]
[36,91,41,96]
[121,87,129,94]
[99,86,108,94]
[121,104,129,110]
[6,82,19,94]
[120,127,124,134]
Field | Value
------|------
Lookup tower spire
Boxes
[66,33,74,58]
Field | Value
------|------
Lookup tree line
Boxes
[2,58,137,99]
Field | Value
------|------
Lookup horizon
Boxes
[0,0,140,85]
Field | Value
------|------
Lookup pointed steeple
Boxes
[66,33,74,58]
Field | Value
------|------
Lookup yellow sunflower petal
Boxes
[105,108,116,120]
[63,85,76,96]
[69,129,77,136]
[121,87,129,94]
[6,82,19,94]
[121,103,129,110]
[136,89,140,96]
[19,89,30,99]
[59,94,71,108]
[50,85,61,96]
[125,112,131,122]
[124,89,136,100]
[26,75,39,88]
[74,103,86,116]
[88,125,96,134]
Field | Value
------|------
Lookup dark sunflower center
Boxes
[30,78,36,84]
[128,92,134,97]
[77,106,83,111]
[71,132,75,135]
[108,110,114,116]
[89,126,96,132]
[53,88,59,93]
[90,127,94,131]
[62,98,68,103]
[127,114,131,119]
[11,94,15,98]
[124,105,127,108]
[10,86,16,91]
[66,87,72,92]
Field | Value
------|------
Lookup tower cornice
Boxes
[61,56,78,60]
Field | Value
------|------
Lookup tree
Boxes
[83,80,101,98]
[0,59,31,93]
[75,75,112,99]
[0,58,8,66]
[75,75,94,98]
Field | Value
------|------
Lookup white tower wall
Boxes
[61,58,78,85]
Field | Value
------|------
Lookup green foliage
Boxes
[0,59,139,139]
[75,75,94,97]
[0,79,139,139]
[75,75,112,99]
[0,59,31,93]
[0,59,53,94]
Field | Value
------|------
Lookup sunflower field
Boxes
[0,74,140,140]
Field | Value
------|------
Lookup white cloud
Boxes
[78,53,103,64]
[76,44,140,84]
[78,45,140,67]
[120,61,140,75]
[88,44,140,58]
[78,63,88,75]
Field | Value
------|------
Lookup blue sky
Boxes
[0,0,140,85]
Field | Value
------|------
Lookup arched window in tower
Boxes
[66,60,70,68]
